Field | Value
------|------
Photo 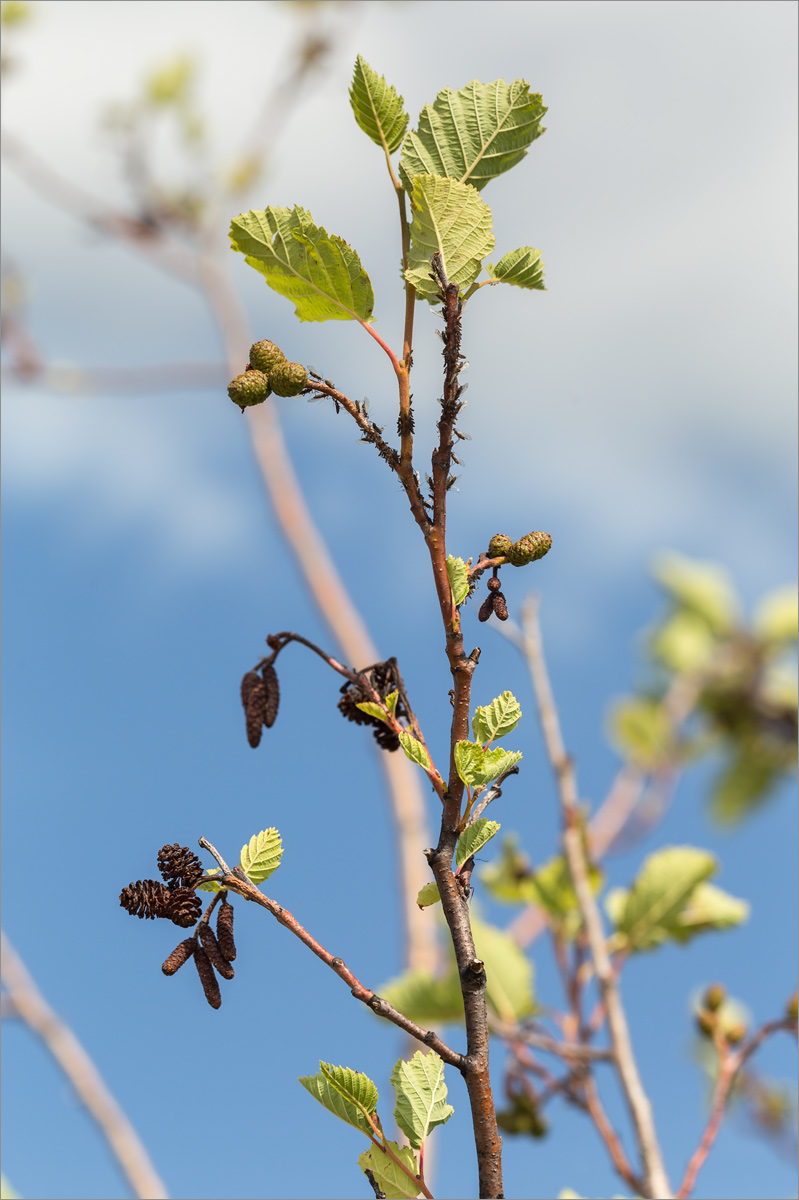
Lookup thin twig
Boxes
[522,600,673,1198]
[1,931,168,1200]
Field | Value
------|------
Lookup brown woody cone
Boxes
[199,924,235,980]
[162,939,195,976]
[261,663,280,728]
[194,944,222,1009]
[216,899,237,962]
[157,843,203,888]
[165,886,202,929]
[120,879,172,920]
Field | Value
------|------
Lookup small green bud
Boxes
[269,361,308,397]
[249,340,286,375]
[506,531,553,567]
[696,1009,716,1038]
[487,534,512,559]
[786,992,798,1022]
[704,983,726,1013]
[227,370,271,410]
[725,1021,747,1046]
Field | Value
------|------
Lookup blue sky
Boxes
[2,3,797,1199]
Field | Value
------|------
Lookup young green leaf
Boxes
[239,828,283,884]
[472,747,522,786]
[391,1051,454,1150]
[356,700,391,723]
[229,206,374,323]
[299,1062,378,1137]
[652,551,739,634]
[607,696,672,770]
[358,1143,421,1200]
[454,739,485,787]
[456,819,501,870]
[399,79,547,193]
[480,836,538,905]
[610,846,716,951]
[197,868,224,894]
[398,731,433,773]
[485,246,545,291]
[404,174,495,302]
[471,691,522,744]
[671,882,750,942]
[380,968,464,1025]
[349,55,409,155]
[416,881,441,908]
[446,555,470,606]
[385,690,399,715]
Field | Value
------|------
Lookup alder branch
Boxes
[521,600,673,1199]
[0,930,168,1200]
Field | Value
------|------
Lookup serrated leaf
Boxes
[391,1051,454,1150]
[446,555,470,606]
[471,691,522,744]
[299,1062,378,1137]
[456,819,500,869]
[239,827,283,884]
[349,55,409,155]
[612,846,716,951]
[358,1143,421,1199]
[385,690,399,715]
[473,747,522,786]
[404,174,495,302]
[229,206,374,323]
[416,882,441,908]
[454,739,485,786]
[607,696,672,769]
[399,79,546,193]
[197,868,224,894]
[485,246,545,290]
[356,700,390,723]
[398,731,433,772]
[652,551,739,635]
[380,968,464,1025]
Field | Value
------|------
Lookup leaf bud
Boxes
[506,531,552,567]
[248,339,286,375]
[487,534,512,559]
[228,369,271,410]
[269,361,309,397]
[703,983,726,1013]
[696,1009,716,1038]
[725,1021,747,1046]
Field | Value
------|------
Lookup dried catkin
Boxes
[162,939,195,976]
[194,944,222,1009]
[199,924,235,980]
[216,900,237,962]
[241,671,268,748]
[261,663,280,728]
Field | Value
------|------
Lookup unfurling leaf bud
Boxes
[228,369,271,410]
[194,944,222,1009]
[199,923,235,980]
[696,1009,716,1038]
[216,898,237,962]
[506,531,552,567]
[261,663,280,728]
[248,339,286,375]
[162,938,195,976]
[488,534,512,559]
[703,983,726,1013]
[725,1021,747,1046]
[269,361,309,397]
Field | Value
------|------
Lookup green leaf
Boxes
[471,691,522,744]
[472,915,535,1022]
[753,585,798,644]
[404,174,495,303]
[454,740,485,786]
[391,1051,454,1150]
[480,836,538,905]
[610,846,716,951]
[398,731,433,773]
[239,827,283,884]
[607,696,672,769]
[416,882,441,908]
[456,819,501,869]
[485,246,545,291]
[652,552,739,635]
[299,1062,378,1137]
[651,610,718,673]
[399,79,547,193]
[527,854,602,924]
[358,1143,421,1199]
[356,700,390,723]
[197,868,224,894]
[229,206,374,323]
[670,882,750,942]
[349,55,409,155]
[473,747,522,786]
[385,690,399,715]
[446,555,470,606]
[145,56,194,106]
[709,740,788,825]
[380,968,464,1025]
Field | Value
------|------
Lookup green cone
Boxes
[249,340,286,375]
[228,370,271,410]
[270,361,309,397]
[506,531,552,566]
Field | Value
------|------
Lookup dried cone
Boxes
[194,944,222,1009]
[241,670,268,748]
[165,886,202,929]
[216,899,237,963]
[492,592,509,621]
[228,370,271,410]
[162,939,196,976]
[506,531,552,567]
[157,844,204,889]
[487,576,502,592]
[269,361,308,397]
[487,534,512,559]
[478,595,494,623]
[199,924,235,980]
[248,340,286,376]
[261,663,280,729]
[120,879,172,920]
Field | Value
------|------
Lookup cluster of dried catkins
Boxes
[119,843,237,1009]
[241,662,280,748]
[228,339,308,410]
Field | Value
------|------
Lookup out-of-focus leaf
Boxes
[610,846,716,950]
[145,56,194,106]
[380,967,464,1025]
[480,836,537,905]
[710,742,787,825]
[670,882,749,942]
[754,585,798,645]
[652,552,739,634]
[607,696,672,769]
[472,916,535,1022]
[651,610,718,673]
